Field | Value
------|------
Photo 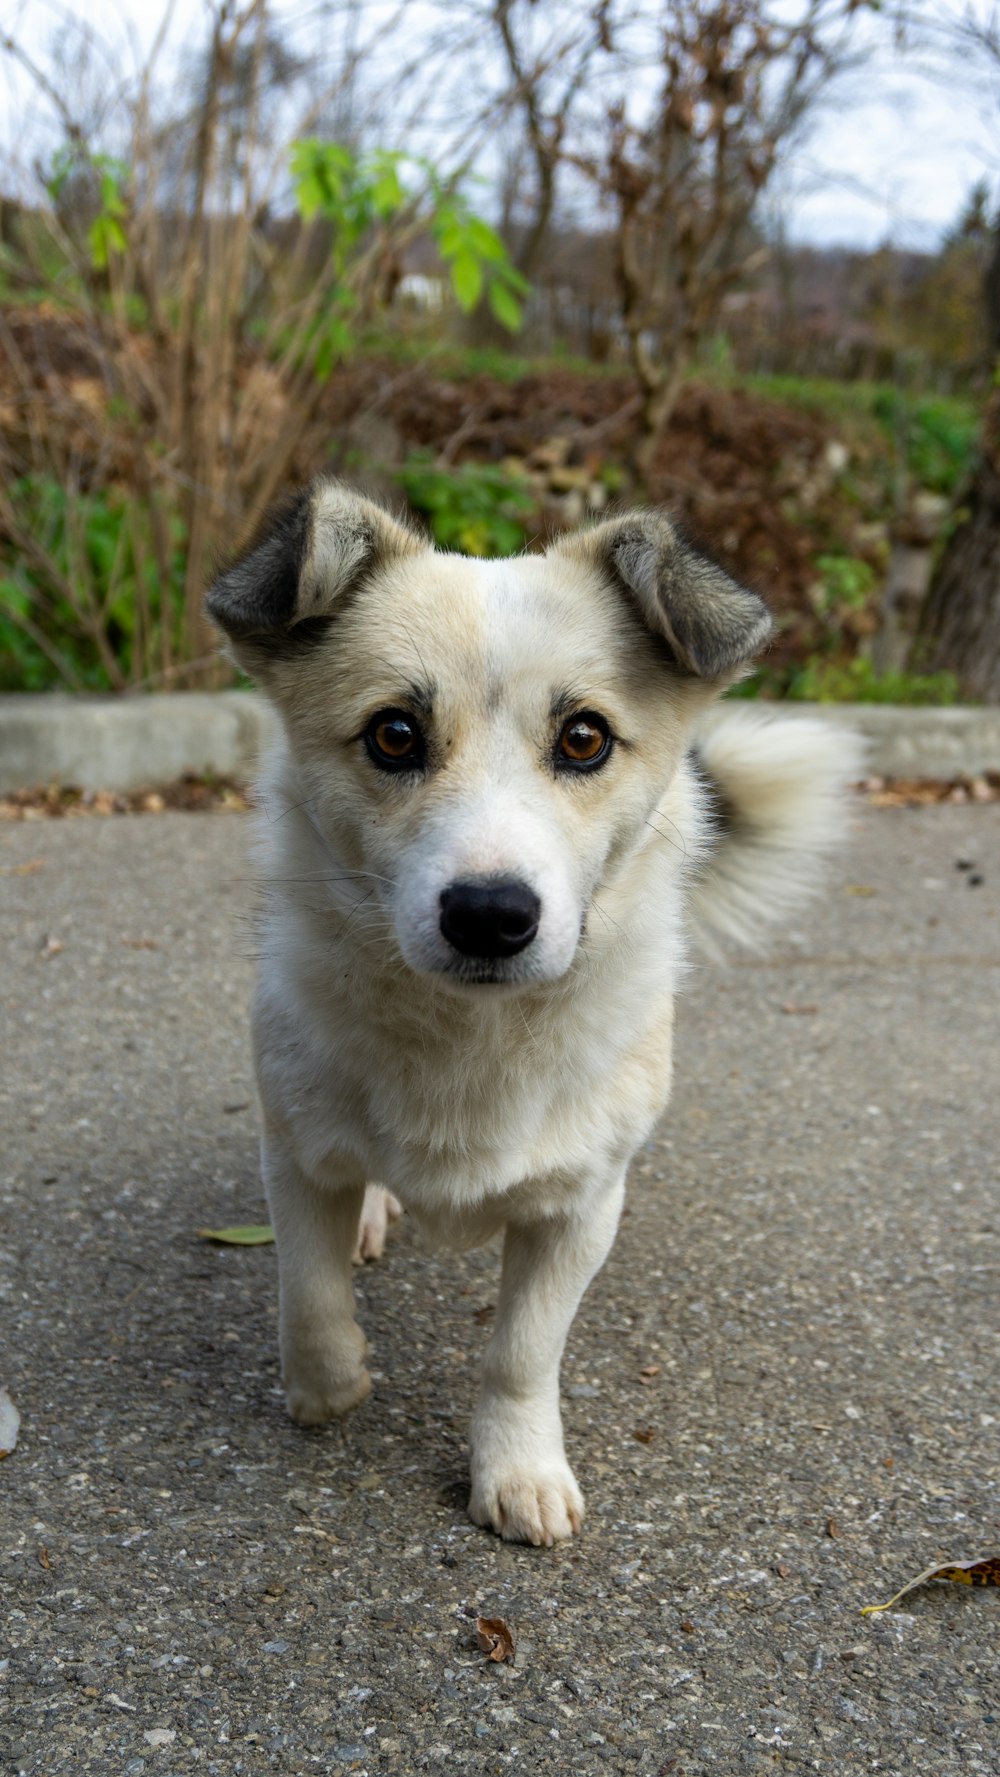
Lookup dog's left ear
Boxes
[557,510,772,680]
[206,479,422,670]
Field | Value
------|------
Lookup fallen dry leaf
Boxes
[826,1516,840,1539]
[0,1387,20,1457]
[0,776,252,821]
[781,1002,818,1016]
[861,1555,1000,1616]
[843,884,876,897]
[864,772,1000,808]
[633,1425,656,1445]
[38,1546,51,1569]
[121,936,159,950]
[39,934,63,958]
[197,1224,275,1245]
[476,1616,515,1663]
[638,1363,661,1384]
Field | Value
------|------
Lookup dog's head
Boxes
[207,480,771,990]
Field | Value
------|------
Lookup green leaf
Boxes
[198,1224,275,1245]
[487,279,523,333]
[99,171,126,218]
[290,140,357,223]
[450,252,483,312]
[464,215,508,263]
[366,150,406,218]
[294,171,324,220]
[88,213,127,270]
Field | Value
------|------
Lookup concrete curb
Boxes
[0,692,279,795]
[1,691,999,793]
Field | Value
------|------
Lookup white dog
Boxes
[207,482,858,1546]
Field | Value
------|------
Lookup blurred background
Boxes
[0,0,998,704]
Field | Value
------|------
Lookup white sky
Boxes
[1,0,997,252]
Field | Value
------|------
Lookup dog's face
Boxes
[208,482,771,990]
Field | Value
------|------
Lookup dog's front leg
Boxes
[469,1171,625,1546]
[262,1130,371,1425]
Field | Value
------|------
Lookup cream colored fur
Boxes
[209,484,857,1546]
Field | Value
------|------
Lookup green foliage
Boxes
[365,337,603,382]
[729,372,977,497]
[781,656,959,706]
[289,142,528,379]
[815,553,877,612]
[0,476,186,692]
[428,192,529,329]
[397,457,534,557]
[46,147,128,270]
[731,648,960,705]
[290,141,407,247]
[871,392,978,495]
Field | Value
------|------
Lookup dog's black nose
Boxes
[439,877,541,960]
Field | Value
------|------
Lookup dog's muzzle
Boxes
[439,876,541,960]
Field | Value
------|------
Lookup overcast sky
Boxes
[1,0,997,252]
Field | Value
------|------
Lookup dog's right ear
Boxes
[554,509,772,682]
[206,480,422,669]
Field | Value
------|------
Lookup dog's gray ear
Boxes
[206,480,421,656]
[559,511,772,679]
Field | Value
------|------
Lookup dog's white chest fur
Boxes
[253,741,689,1239]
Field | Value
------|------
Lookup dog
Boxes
[206,481,859,1546]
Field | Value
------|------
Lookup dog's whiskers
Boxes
[590,896,627,941]
[644,811,688,859]
[257,790,319,827]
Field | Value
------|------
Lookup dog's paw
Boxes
[468,1461,584,1547]
[285,1365,371,1425]
[282,1322,371,1424]
[352,1184,402,1264]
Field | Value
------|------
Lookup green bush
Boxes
[788,655,959,706]
[871,391,977,494]
[397,458,534,556]
[732,654,960,705]
[0,476,186,692]
[815,553,877,612]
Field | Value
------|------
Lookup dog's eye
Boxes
[557,713,612,772]
[365,709,424,771]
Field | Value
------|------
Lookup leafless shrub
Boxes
[0,0,499,686]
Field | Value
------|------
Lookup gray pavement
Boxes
[1,801,999,1776]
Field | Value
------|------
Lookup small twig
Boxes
[436,404,491,467]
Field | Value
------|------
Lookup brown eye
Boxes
[557,713,612,772]
[365,709,425,772]
[374,718,415,757]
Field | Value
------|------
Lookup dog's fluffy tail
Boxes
[688,707,866,954]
